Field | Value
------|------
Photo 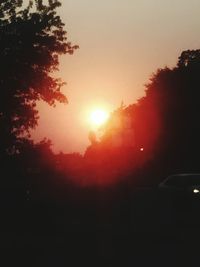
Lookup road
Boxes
[1,187,200,266]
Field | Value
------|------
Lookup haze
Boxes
[32,0,200,153]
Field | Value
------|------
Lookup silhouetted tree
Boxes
[132,49,200,173]
[0,0,78,156]
[178,49,200,67]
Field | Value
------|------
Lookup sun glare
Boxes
[89,109,109,127]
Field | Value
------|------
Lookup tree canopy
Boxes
[0,0,78,155]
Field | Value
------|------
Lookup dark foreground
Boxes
[1,185,200,267]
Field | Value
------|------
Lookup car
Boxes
[159,173,200,195]
[158,173,200,228]
[129,173,200,234]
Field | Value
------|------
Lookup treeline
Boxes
[3,49,200,190]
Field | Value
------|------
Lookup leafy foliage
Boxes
[0,0,78,155]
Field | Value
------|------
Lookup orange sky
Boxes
[32,0,200,153]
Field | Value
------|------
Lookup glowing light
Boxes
[193,189,199,194]
[140,147,144,151]
[89,109,109,127]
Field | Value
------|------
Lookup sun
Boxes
[89,109,109,127]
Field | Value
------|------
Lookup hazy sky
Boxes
[32,0,200,153]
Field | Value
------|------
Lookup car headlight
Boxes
[193,189,200,194]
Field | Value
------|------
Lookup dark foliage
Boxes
[0,0,78,156]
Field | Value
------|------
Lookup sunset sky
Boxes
[32,0,200,154]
